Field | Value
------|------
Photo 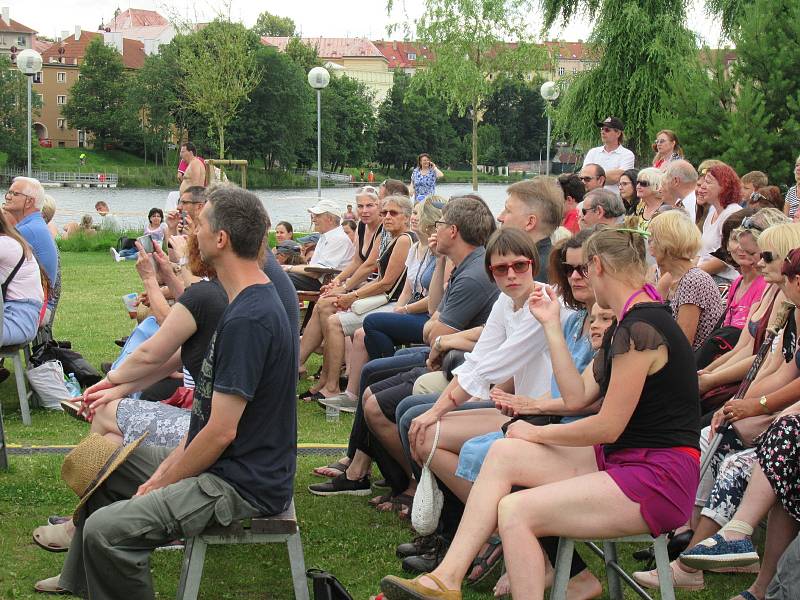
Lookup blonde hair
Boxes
[733,208,791,242]
[584,226,648,282]
[42,195,57,223]
[698,159,725,176]
[758,223,800,259]
[636,167,665,192]
[655,130,684,158]
[417,195,444,237]
[648,210,701,261]
[507,177,565,235]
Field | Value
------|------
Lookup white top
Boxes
[404,242,430,293]
[678,190,697,223]
[453,289,574,400]
[309,225,355,271]
[98,213,120,231]
[583,144,636,195]
[165,191,179,212]
[699,203,740,281]
[0,237,45,302]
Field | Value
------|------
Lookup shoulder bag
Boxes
[411,420,444,535]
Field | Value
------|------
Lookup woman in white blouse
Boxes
[698,163,744,283]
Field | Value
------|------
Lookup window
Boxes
[57,118,65,129]
[57,95,66,105]
[407,52,416,61]
[17,36,26,47]
[57,72,66,83]
[57,141,65,148]
[572,67,578,74]
[33,71,43,84]
[557,66,565,76]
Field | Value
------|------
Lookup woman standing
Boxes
[652,130,683,169]
[633,167,665,230]
[698,163,743,283]
[410,153,444,202]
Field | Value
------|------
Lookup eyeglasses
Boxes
[4,190,33,201]
[581,206,596,216]
[740,216,765,232]
[380,209,402,217]
[434,220,452,229]
[654,139,669,145]
[749,192,766,205]
[578,176,597,183]
[600,127,616,133]
[562,263,587,278]
[488,259,532,277]
[761,251,777,264]
[636,181,650,188]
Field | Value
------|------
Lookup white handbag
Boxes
[25,360,70,410]
[350,294,389,315]
[411,420,444,535]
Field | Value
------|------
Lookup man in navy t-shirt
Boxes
[45,185,298,598]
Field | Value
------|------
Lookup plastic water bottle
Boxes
[325,404,340,423]
[65,373,81,398]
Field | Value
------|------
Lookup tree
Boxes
[62,37,134,148]
[389,0,546,189]
[483,75,550,161]
[227,47,313,169]
[0,56,41,167]
[252,11,296,37]
[284,36,321,71]
[176,20,262,159]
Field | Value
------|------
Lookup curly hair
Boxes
[707,164,742,208]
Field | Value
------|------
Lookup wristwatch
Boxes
[759,396,769,412]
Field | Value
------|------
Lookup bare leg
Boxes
[345,328,370,398]
[299,297,338,367]
[320,314,347,396]
[745,504,800,599]
[89,401,123,439]
[343,449,372,480]
[364,391,413,478]
[723,465,777,540]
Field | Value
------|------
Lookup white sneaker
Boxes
[109,247,123,262]
[318,393,358,413]
[632,561,705,591]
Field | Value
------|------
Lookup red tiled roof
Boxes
[543,40,598,62]
[39,31,146,69]
[33,37,52,53]
[0,17,36,34]
[107,8,168,29]
[372,40,434,69]
[262,36,386,60]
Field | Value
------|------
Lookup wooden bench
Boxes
[297,291,320,334]
[176,499,309,600]
[552,534,674,600]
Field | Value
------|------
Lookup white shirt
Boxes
[165,191,179,212]
[583,144,636,196]
[678,190,697,223]
[0,237,44,302]
[699,204,740,281]
[309,225,355,271]
[454,289,574,400]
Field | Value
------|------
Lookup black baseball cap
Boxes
[597,116,624,131]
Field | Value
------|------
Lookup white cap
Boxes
[308,198,341,215]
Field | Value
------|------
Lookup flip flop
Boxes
[311,460,349,478]
[734,592,759,600]
[467,535,503,586]
[33,575,68,594]
[298,390,324,402]
[33,522,73,553]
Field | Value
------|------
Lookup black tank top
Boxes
[356,222,382,262]
[378,232,417,302]
[594,302,701,453]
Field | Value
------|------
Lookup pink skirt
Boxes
[595,445,699,536]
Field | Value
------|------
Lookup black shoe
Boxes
[396,534,439,559]
[114,336,129,348]
[401,540,449,574]
[307,472,371,496]
[0,366,9,384]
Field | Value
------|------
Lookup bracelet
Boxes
[106,371,115,385]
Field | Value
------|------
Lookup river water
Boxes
[46,184,511,231]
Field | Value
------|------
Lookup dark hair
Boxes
[619,168,639,213]
[755,186,785,211]
[442,196,496,247]
[585,163,606,179]
[148,207,164,222]
[382,179,410,198]
[484,228,539,282]
[342,219,357,231]
[719,208,756,265]
[205,186,268,260]
[276,220,294,235]
[182,186,207,203]
[557,173,586,204]
[182,142,197,155]
[549,228,595,310]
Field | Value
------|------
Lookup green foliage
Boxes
[284,36,322,71]
[252,11,296,37]
[483,75,550,161]
[61,38,134,148]
[0,55,42,167]
[227,47,313,169]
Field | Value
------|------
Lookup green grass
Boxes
[0,252,754,599]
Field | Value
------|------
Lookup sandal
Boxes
[466,535,503,586]
[33,522,73,553]
[311,460,350,478]
[370,493,394,507]
[733,592,759,600]
[298,390,324,403]
[33,575,68,594]
[381,573,462,600]
[376,493,414,517]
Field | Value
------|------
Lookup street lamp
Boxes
[16,49,43,177]
[307,66,330,198]
[540,81,559,176]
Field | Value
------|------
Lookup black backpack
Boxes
[306,569,353,600]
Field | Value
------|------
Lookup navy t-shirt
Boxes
[186,283,298,515]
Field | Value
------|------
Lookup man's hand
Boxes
[134,242,156,281]
[428,231,439,255]
[152,242,172,275]
[169,234,188,260]
[166,210,181,235]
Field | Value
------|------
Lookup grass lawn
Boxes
[1,253,754,598]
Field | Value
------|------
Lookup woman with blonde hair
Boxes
[652,130,684,169]
[41,195,58,239]
[633,167,665,230]
[649,210,724,349]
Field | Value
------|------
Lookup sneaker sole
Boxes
[680,552,759,570]
[632,573,704,591]
[710,562,761,574]
[307,486,372,497]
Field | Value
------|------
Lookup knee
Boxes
[326,314,343,335]
[483,438,523,472]
[364,394,383,425]
[353,327,366,346]
[497,494,520,533]
[83,508,114,551]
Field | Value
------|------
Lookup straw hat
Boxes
[61,433,148,521]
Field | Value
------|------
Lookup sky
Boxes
[16,0,726,47]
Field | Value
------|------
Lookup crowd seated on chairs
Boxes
[9,146,800,600]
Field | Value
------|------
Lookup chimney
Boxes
[103,31,123,54]
[1,7,9,25]
[60,30,69,42]
[75,25,82,40]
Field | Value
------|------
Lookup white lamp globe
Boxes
[16,49,43,75]
[308,66,330,90]
[540,80,559,101]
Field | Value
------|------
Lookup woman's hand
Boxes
[722,397,763,423]
[528,284,560,324]
[709,408,728,440]
[698,370,715,395]
[408,409,440,464]
[166,210,181,234]
[152,242,172,275]
[490,388,541,417]
[504,420,542,443]
[335,292,357,311]
[134,242,157,281]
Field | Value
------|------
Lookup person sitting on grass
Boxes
[62,214,96,239]
[111,208,167,262]
[380,226,701,600]
[33,185,299,598]
[274,239,305,266]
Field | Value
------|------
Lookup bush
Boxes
[56,230,142,252]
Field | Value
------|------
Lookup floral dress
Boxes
[411,167,437,202]
[756,414,800,522]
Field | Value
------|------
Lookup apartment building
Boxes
[0,6,36,58]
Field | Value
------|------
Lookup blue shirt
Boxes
[16,212,58,287]
[553,309,595,424]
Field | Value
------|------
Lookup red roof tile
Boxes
[33,38,52,53]
[372,40,434,69]
[0,17,36,34]
[40,31,146,69]
[262,36,386,60]
[106,8,168,29]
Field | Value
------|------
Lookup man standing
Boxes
[37,185,298,598]
[286,199,354,292]
[583,116,636,195]
[179,142,206,193]
[662,160,699,222]
[579,189,626,229]
[578,163,606,193]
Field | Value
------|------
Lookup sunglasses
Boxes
[380,209,402,217]
[740,216,764,232]
[562,263,588,278]
[636,181,650,188]
[761,251,777,264]
[581,206,596,216]
[600,127,616,133]
[488,259,532,277]
[578,176,597,183]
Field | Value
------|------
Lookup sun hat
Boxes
[62,433,148,521]
[308,198,342,215]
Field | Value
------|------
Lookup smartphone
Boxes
[137,234,155,253]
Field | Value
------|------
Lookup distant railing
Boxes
[0,168,119,186]
[305,169,352,183]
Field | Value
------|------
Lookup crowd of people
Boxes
[3,124,800,600]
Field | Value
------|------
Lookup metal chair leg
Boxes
[603,541,623,600]
[12,351,31,426]
[550,537,573,600]
[176,536,207,600]
[287,530,309,600]
[654,535,676,600]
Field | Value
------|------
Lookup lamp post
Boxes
[307,66,330,199]
[16,49,43,177]
[540,81,559,176]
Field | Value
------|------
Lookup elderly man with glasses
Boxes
[582,116,636,195]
